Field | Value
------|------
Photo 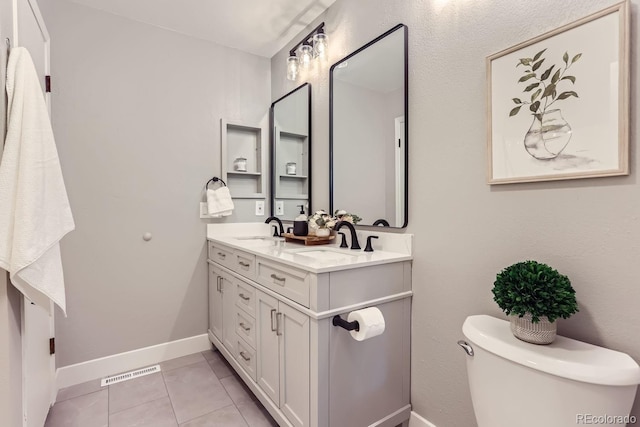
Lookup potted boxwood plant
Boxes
[492,260,578,344]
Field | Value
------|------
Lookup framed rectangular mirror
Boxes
[271,83,311,220]
[330,24,408,228]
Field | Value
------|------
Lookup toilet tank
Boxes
[461,315,640,427]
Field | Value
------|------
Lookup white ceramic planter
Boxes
[509,313,557,345]
[315,228,331,237]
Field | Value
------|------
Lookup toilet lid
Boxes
[463,315,640,386]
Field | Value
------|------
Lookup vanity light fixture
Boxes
[313,29,328,60]
[286,22,328,80]
[287,55,299,80]
[299,43,313,69]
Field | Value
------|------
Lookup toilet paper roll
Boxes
[347,307,385,341]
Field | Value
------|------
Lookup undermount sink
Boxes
[285,247,359,261]
[234,236,283,246]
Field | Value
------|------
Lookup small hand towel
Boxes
[0,47,75,315]
[207,186,234,216]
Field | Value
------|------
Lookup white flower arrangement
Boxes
[333,209,362,224]
[308,209,362,234]
[308,210,336,231]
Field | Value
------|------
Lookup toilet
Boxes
[459,315,640,427]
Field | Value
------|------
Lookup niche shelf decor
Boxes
[220,119,267,199]
[274,129,309,200]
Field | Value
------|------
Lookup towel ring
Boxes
[205,177,227,190]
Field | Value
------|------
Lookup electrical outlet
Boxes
[255,200,265,216]
[276,201,284,215]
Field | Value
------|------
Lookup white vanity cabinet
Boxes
[256,290,310,427]
[207,264,237,355]
[206,231,412,427]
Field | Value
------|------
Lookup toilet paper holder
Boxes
[332,315,360,332]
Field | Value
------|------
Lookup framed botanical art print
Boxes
[487,1,629,184]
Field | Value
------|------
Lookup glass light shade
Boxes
[313,33,328,59]
[286,56,298,80]
[299,44,313,69]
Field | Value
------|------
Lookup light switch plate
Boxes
[255,200,265,216]
[275,201,284,215]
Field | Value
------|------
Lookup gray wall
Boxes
[39,0,271,367]
[271,0,640,425]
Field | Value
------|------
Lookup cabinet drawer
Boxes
[234,252,256,281]
[235,280,256,317]
[256,259,310,307]
[235,337,257,381]
[235,308,256,349]
[208,241,234,269]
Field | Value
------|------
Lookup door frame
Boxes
[394,116,405,226]
[12,0,55,425]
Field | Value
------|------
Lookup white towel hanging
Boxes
[207,186,234,216]
[0,47,75,314]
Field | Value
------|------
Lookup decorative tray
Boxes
[283,233,335,246]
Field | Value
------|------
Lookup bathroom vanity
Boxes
[206,223,412,427]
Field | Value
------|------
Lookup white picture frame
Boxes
[487,1,629,184]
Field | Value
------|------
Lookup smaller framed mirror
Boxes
[270,83,311,220]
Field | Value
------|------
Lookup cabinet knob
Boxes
[238,293,250,301]
[239,322,251,332]
[239,351,251,362]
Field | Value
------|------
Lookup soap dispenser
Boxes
[293,205,308,236]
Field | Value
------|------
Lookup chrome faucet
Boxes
[265,216,284,237]
[334,221,361,250]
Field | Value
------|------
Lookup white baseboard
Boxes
[409,411,437,427]
[55,334,211,391]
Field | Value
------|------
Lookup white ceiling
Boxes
[67,0,337,58]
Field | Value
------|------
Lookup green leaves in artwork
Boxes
[529,101,540,113]
[540,65,555,81]
[518,73,536,82]
[509,48,582,118]
[542,83,556,98]
[533,49,546,61]
[557,91,578,100]
[531,88,542,102]
[516,58,533,67]
[532,58,545,71]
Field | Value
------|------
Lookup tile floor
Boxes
[45,349,279,427]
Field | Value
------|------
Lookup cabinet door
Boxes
[279,303,310,427]
[221,275,237,355]
[256,290,280,405]
[208,265,223,340]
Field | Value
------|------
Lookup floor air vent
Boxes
[100,365,161,387]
